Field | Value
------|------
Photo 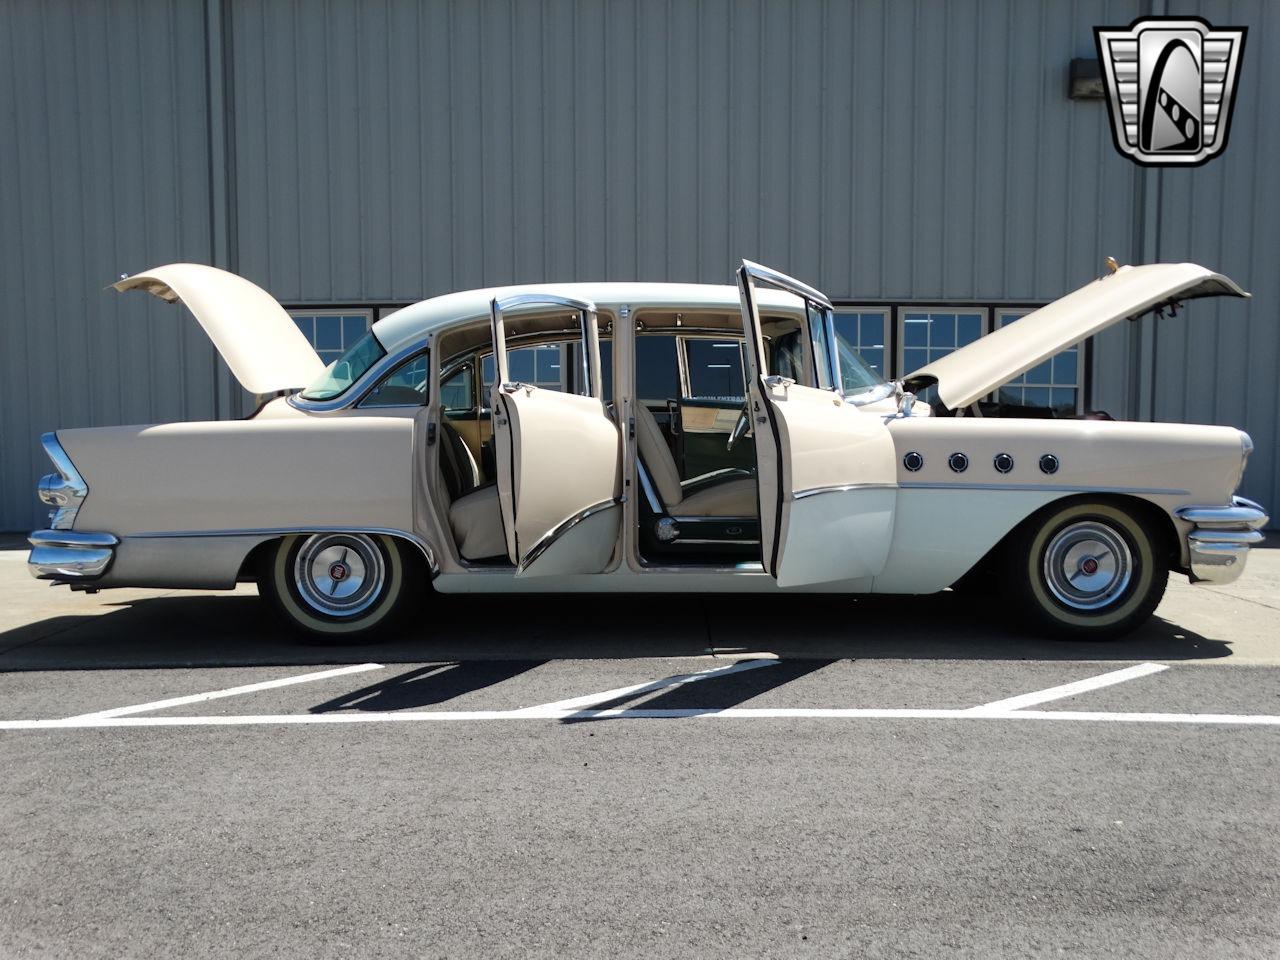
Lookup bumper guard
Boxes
[1176,496,1269,585]
[28,530,118,581]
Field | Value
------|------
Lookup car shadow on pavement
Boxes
[0,587,1232,671]
[309,660,547,712]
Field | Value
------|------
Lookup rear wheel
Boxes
[1004,500,1167,640]
[259,532,412,642]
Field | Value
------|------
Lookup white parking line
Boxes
[61,663,385,721]
[2,706,1279,729]
[965,662,1169,715]
[514,658,778,714]
[2,659,1277,731]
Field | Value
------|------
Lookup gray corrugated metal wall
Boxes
[1,0,1276,530]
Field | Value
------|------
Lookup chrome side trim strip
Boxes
[517,499,619,574]
[898,481,1192,496]
[793,483,896,501]
[37,433,89,529]
[27,529,118,581]
[127,526,440,576]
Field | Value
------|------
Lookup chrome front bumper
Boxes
[1176,496,1269,585]
[28,530,118,581]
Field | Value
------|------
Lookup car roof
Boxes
[372,281,807,354]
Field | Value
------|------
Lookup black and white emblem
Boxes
[1094,17,1246,167]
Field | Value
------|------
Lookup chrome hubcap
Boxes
[1042,520,1133,610]
[293,533,385,618]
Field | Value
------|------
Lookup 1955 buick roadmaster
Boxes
[29,259,1268,641]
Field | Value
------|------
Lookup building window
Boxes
[481,344,567,394]
[832,308,889,378]
[898,308,987,403]
[994,309,1081,416]
[289,310,374,368]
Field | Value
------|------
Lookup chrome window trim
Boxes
[287,339,430,414]
[127,526,439,576]
[490,293,600,399]
[517,498,620,574]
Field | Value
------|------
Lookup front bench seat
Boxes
[634,404,758,517]
[438,421,508,561]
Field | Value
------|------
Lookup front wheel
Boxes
[259,532,413,642]
[1004,500,1168,640]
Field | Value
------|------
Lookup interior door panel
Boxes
[737,260,899,587]
[489,294,622,576]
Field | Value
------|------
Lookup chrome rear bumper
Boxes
[28,530,118,581]
[1176,496,1269,585]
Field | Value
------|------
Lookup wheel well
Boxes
[953,493,1182,589]
[235,533,439,583]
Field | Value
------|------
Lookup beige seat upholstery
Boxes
[438,421,509,561]
[448,483,508,561]
[676,476,758,517]
[633,405,758,518]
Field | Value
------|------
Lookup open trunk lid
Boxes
[113,263,325,395]
[902,262,1249,411]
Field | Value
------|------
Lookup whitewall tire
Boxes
[260,533,411,642]
[1004,500,1168,641]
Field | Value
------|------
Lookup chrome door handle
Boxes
[499,382,534,395]
[762,375,795,389]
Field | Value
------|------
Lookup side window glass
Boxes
[359,354,428,408]
[685,339,746,401]
[439,363,474,414]
[806,303,835,390]
[571,339,615,401]
[635,334,680,403]
[482,344,567,394]
[770,331,805,382]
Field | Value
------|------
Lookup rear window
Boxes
[300,331,386,401]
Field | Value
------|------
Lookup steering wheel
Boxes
[726,400,752,451]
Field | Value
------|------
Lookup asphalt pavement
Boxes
[1,538,1277,959]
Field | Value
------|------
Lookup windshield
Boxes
[834,337,892,403]
[299,330,386,401]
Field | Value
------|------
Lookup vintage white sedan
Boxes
[29,260,1267,641]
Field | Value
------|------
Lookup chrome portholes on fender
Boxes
[261,533,418,642]
[1002,500,1168,641]
[993,452,1015,474]
[1041,521,1133,610]
[1039,454,1060,475]
[903,451,925,472]
[293,533,385,618]
[947,452,969,473]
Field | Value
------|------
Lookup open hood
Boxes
[113,263,325,395]
[903,262,1249,411]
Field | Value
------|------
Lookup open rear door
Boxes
[490,294,622,576]
[737,261,898,588]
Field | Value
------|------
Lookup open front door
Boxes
[490,294,622,576]
[737,261,898,588]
